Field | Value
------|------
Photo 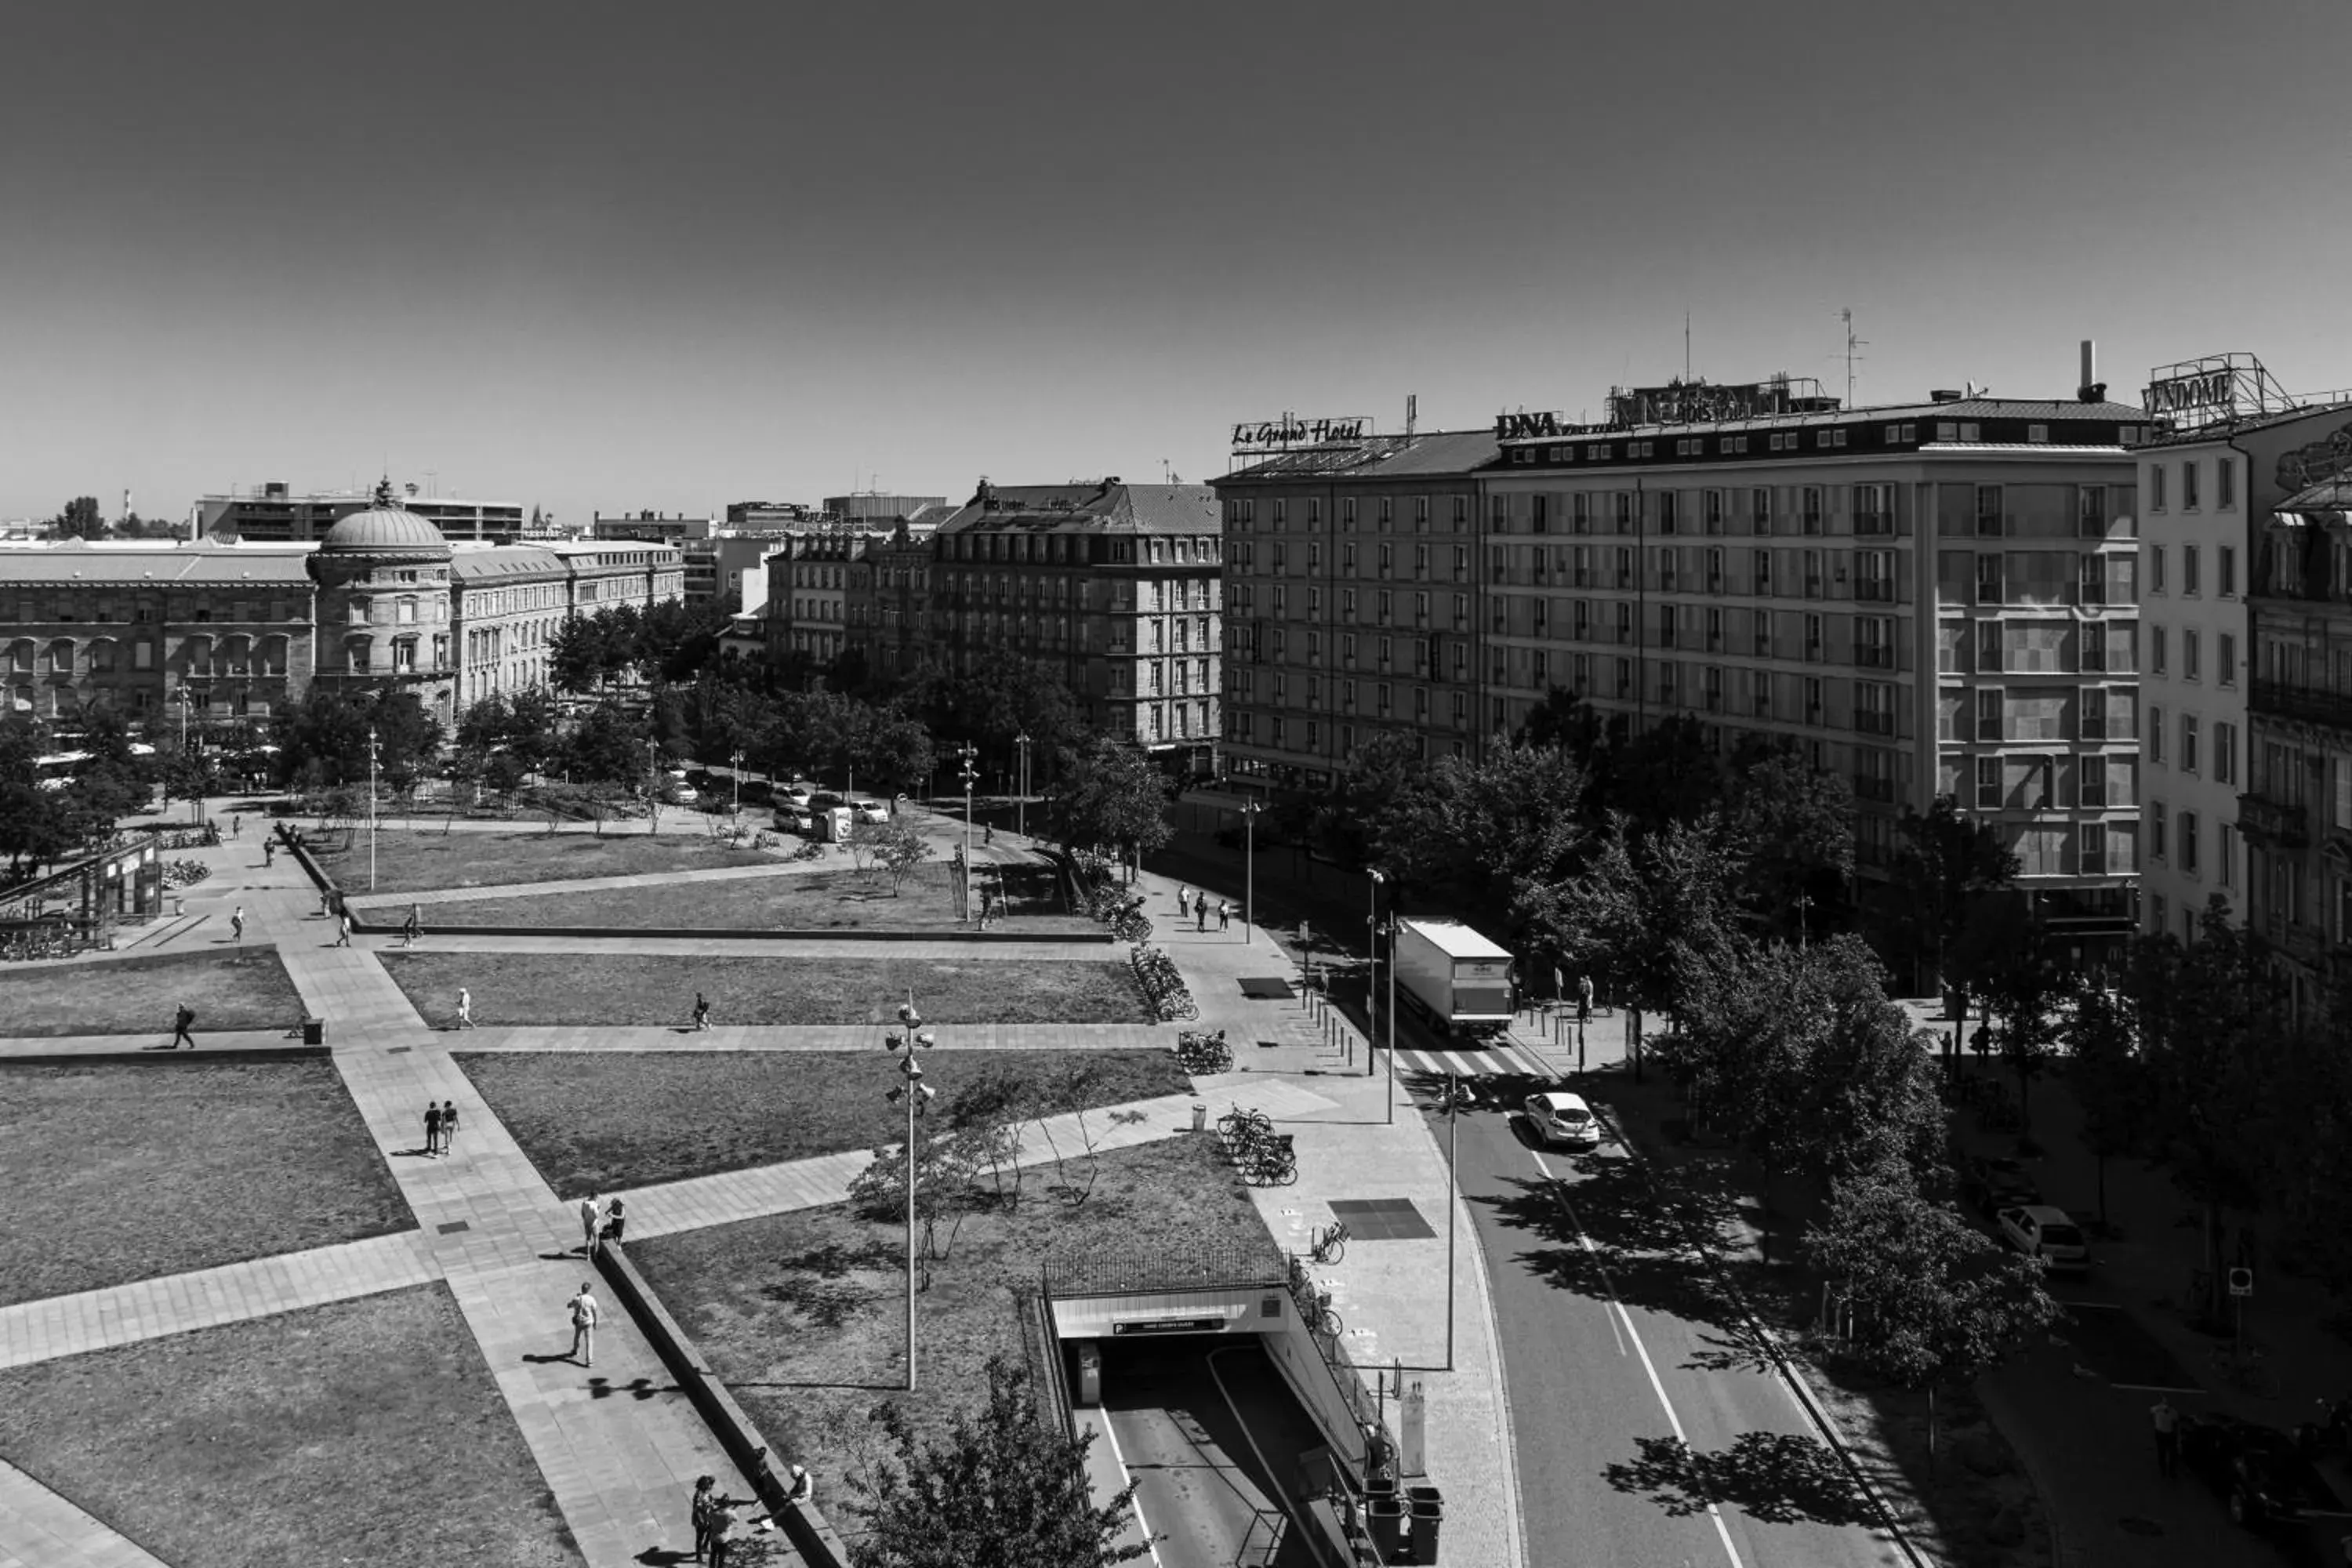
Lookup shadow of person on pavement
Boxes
[1604,1432,1885,1528]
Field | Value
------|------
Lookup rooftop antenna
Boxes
[1839,307,1868,405]
[1684,313,1692,383]
[1406,392,1417,436]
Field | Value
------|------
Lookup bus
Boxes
[31,751,89,791]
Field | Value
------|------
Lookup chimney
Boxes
[2077,339,2107,403]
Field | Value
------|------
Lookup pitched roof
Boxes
[932,481,1218,536]
[1218,430,1500,482]
[0,546,316,586]
[451,547,567,580]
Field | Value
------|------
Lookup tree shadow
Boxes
[1603,1432,1883,1527]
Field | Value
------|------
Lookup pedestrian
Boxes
[580,1192,604,1256]
[229,906,245,945]
[1216,900,1230,931]
[440,1100,459,1154]
[692,993,711,1031]
[263,840,275,867]
[170,1002,198,1050]
[691,1476,717,1563]
[603,1196,626,1245]
[423,1102,443,1156]
[567,1280,599,1367]
[1196,899,1208,932]
[984,822,993,846]
[785,1464,812,1508]
[456,986,475,1029]
[335,912,353,946]
[706,1494,738,1568]
[1577,972,1595,1024]
[2151,1396,2180,1477]
[230,815,241,838]
[401,904,421,947]
[318,888,332,917]
[1178,886,1192,918]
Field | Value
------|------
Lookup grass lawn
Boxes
[455,1047,1188,1197]
[386,952,1149,1029]
[630,1134,1282,1530]
[0,1058,412,1307]
[0,1283,582,1568]
[0,946,305,1038]
[410,862,1095,935]
[303,828,773,896]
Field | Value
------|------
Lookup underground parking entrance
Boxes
[1039,1271,1448,1567]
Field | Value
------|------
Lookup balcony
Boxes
[1853,711,1896,736]
[1854,514,1895,536]
[1855,645,1894,668]
[2238,791,2310,848]
[2254,679,2352,731]
[1853,775,1896,803]
[1854,581,1896,603]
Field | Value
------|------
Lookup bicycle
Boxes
[1311,1295,1345,1345]
[1311,1219,1348,1265]
[2210,1342,2281,1399]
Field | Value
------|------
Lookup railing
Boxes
[1855,645,1895,668]
[2237,791,2310,848]
[1853,775,1897,802]
[2254,679,2352,731]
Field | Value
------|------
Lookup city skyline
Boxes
[5,0,2349,526]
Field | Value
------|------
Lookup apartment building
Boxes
[926,478,1222,768]
[1211,430,1500,792]
[201,481,524,544]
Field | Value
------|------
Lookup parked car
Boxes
[1959,1154,2042,1217]
[850,797,889,824]
[1523,1091,1602,1151]
[779,783,814,808]
[2182,1414,2339,1531]
[774,806,814,835]
[1995,1205,2089,1273]
[808,791,845,811]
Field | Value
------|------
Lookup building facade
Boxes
[1213,431,1499,790]
[202,482,525,544]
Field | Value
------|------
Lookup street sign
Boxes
[2227,1267,2253,1298]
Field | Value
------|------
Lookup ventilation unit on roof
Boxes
[1929,389,1965,403]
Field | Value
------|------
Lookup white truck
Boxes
[1392,917,1515,1039]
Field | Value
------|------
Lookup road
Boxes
[1394,1018,1909,1568]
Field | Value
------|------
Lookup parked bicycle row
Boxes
[1131,945,1197,1022]
[1175,1027,1232,1075]
[1216,1102,1296,1185]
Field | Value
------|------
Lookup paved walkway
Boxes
[0,1029,307,1058]
[368,931,1111,960]
[444,1023,1172,1052]
[0,1461,169,1568]
[614,1081,1338,1241]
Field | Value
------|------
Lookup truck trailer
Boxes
[1392,917,1515,1039]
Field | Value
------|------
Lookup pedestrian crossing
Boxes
[1391,1033,1565,1085]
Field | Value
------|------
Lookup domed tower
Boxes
[307,478,459,721]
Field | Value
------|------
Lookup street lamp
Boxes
[730,747,745,828]
[957,742,979,922]
[367,726,380,892]
[1365,869,1385,1081]
[645,739,660,835]
[1240,797,1262,944]
[1375,918,1398,1125]
[884,993,937,1392]
[1442,1071,1461,1371]
[1014,731,1032,841]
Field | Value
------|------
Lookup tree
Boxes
[1807,1167,2060,1466]
[844,1356,1151,1568]
[1549,809,1739,1034]
[1974,906,2067,1136]
[1884,797,2020,996]
[1718,749,1856,943]
[1374,738,1589,955]
[862,815,936,895]
[2063,970,2151,1232]
[45,496,103,539]
[561,697,652,786]
[1046,738,1171,872]
[1510,684,1605,755]
[546,614,608,694]
[273,688,441,788]
[1323,728,1427,869]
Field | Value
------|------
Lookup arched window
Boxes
[48,638,74,676]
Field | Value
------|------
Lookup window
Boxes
[2183,463,2201,509]
[1976,688,2002,741]
[2217,457,2235,508]
[2078,485,2108,537]
[2080,757,2107,808]
[2219,546,2237,595]
[1976,620,2003,672]
[2183,545,2201,595]
[2180,810,2199,874]
[2214,721,2236,784]
[2150,626,2166,676]
[2148,543,2166,593]
[2027,423,2050,444]
[2151,465,2167,510]
[1975,554,2003,604]
[2182,715,2200,774]
[2219,632,2237,686]
[1754,550,1773,593]
[1975,486,2004,535]
[1751,488,1772,535]
[2150,801,2167,860]
[1657,492,1677,534]
[2183,629,2201,681]
[1802,487,1824,533]
[1704,489,1725,532]
[2148,705,2165,764]
[1976,754,2002,808]
[2220,823,2238,888]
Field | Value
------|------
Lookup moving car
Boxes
[850,797,890,824]
[773,805,815,835]
[778,783,815,809]
[1994,1205,2089,1273]
[1958,1154,2042,1217]
[1523,1091,1602,1151]
[2182,1414,2340,1530]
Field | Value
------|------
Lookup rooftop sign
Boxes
[2143,366,2236,426]
[1230,416,1371,451]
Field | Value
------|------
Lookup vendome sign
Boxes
[2143,367,2237,424]
[1231,416,1370,450]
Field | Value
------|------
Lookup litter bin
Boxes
[1192,1102,1207,1132]
[1073,1340,1102,1407]
[303,1017,327,1047]
[1366,1494,1404,1561]
[1407,1483,1443,1563]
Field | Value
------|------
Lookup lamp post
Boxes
[1376,919,1398,1124]
[1240,797,1262,944]
[730,747,745,829]
[884,993,936,1392]
[1365,869,1385,1080]
[367,726,380,892]
[957,741,979,922]
[1014,731,1032,841]
[645,739,660,834]
[1443,1071,1461,1370]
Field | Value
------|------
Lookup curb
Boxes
[1595,1102,1933,1568]
[0,1046,332,1067]
[594,1240,853,1568]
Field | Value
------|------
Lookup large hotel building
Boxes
[1215,373,2153,953]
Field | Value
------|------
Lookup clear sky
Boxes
[5,0,2348,526]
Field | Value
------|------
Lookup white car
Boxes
[1996,1205,2089,1274]
[774,805,815,835]
[851,798,890,824]
[779,783,815,809]
[1523,1091,1602,1151]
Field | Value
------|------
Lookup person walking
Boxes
[440,1100,459,1155]
[423,1102,443,1157]
[1178,886,1192,920]
[580,1193,604,1256]
[170,1002,198,1050]
[318,888,333,918]
[456,986,475,1029]
[334,912,353,947]
[1216,899,1230,931]
[602,1196,626,1246]
[262,840,275,868]
[229,906,245,946]
[401,904,422,947]
[1196,898,1208,933]
[1577,972,1595,1025]
[706,1494,738,1568]
[567,1281,599,1367]
[690,1476,717,1563]
[2151,1396,2180,1477]
[692,993,711,1032]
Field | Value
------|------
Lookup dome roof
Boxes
[319,503,452,557]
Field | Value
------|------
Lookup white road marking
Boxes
[1530,1145,1747,1568]
[1096,1406,1164,1568]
